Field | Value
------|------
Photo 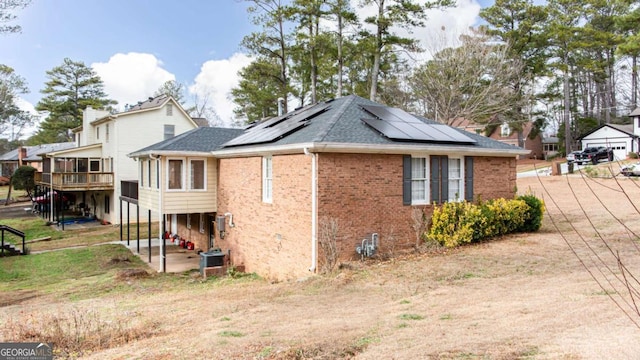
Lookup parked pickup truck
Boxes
[575,146,613,165]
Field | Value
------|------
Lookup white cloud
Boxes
[92,53,175,110]
[188,53,253,126]
[15,97,40,139]
[352,0,482,63]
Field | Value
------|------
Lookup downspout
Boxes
[304,147,317,272]
[149,153,165,272]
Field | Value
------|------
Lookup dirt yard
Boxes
[3,172,640,359]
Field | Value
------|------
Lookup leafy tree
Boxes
[480,0,548,147]
[617,6,640,108]
[10,165,36,200]
[0,0,31,34]
[154,80,186,105]
[232,58,282,122]
[359,0,453,101]
[0,64,34,140]
[31,58,116,144]
[241,0,292,113]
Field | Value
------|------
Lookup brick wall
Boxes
[217,152,517,281]
[217,155,312,280]
[169,213,213,252]
[472,156,517,201]
[316,153,417,262]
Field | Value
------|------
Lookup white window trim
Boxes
[448,157,465,202]
[263,156,273,203]
[166,158,185,191]
[411,157,429,205]
[189,158,207,191]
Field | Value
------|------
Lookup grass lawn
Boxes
[0,217,160,252]
[0,185,27,201]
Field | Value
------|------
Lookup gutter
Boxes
[211,142,530,158]
[304,147,317,273]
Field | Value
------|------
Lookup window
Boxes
[168,159,183,190]
[190,159,205,190]
[164,124,175,140]
[186,213,191,229]
[90,160,100,172]
[500,123,510,137]
[263,156,273,203]
[156,159,160,189]
[106,124,109,142]
[166,104,173,116]
[199,213,205,234]
[96,126,100,140]
[403,155,473,205]
[448,158,463,201]
[411,158,428,204]
[104,195,110,214]
[147,159,151,188]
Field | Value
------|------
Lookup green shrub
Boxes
[516,195,545,232]
[428,201,481,247]
[427,195,544,248]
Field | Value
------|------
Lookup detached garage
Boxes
[578,124,637,161]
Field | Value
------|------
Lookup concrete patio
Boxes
[119,238,200,273]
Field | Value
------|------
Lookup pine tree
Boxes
[31,58,116,144]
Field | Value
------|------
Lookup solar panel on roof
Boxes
[361,104,476,144]
[223,103,330,147]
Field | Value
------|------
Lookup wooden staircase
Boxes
[0,225,26,256]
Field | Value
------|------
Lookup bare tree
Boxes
[318,217,340,273]
[410,28,528,126]
[0,0,31,34]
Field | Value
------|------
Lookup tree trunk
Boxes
[369,0,384,101]
[337,10,343,98]
[632,56,638,109]
[5,176,12,206]
[564,69,572,153]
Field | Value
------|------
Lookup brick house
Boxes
[130,95,528,279]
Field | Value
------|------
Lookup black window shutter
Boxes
[465,156,474,201]
[441,156,449,203]
[402,155,412,205]
[430,156,441,204]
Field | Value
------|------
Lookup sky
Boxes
[0,0,494,135]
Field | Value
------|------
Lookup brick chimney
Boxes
[18,146,26,166]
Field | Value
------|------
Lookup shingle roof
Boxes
[224,95,522,152]
[124,94,170,112]
[0,142,76,161]
[129,127,244,156]
[577,123,636,139]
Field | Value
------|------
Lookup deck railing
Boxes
[41,172,115,189]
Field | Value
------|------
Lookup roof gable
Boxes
[578,123,636,140]
[128,127,245,157]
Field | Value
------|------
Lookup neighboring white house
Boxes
[578,123,637,161]
[36,95,199,225]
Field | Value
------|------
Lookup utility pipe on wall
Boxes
[304,147,317,272]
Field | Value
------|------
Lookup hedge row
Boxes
[426,195,545,248]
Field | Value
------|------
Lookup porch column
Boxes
[148,209,151,263]
[136,204,140,254]
[119,199,122,241]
